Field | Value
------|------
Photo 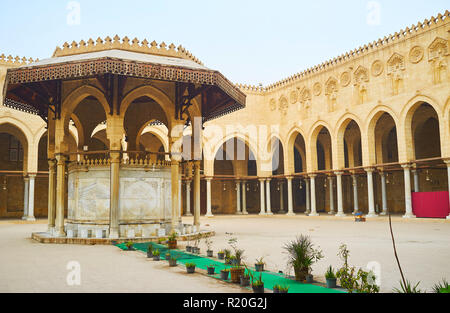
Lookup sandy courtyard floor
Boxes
[0,214,449,293]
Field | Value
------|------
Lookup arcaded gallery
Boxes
[0,11,449,240]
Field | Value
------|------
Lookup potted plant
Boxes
[278,285,289,294]
[169,255,178,267]
[205,237,213,257]
[251,273,265,293]
[245,265,264,293]
[153,249,161,261]
[218,250,225,260]
[125,242,134,251]
[325,266,337,288]
[165,252,171,262]
[207,265,216,275]
[255,257,265,272]
[220,268,230,281]
[168,232,178,250]
[240,272,251,287]
[283,235,323,282]
[186,238,192,252]
[147,244,154,258]
[186,263,196,274]
[192,233,202,254]
[273,284,280,293]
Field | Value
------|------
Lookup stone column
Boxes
[412,168,420,192]
[178,174,182,222]
[328,176,335,215]
[205,177,213,218]
[22,177,29,220]
[265,179,273,215]
[286,177,295,216]
[446,161,450,220]
[309,175,318,216]
[379,171,388,216]
[55,154,67,237]
[193,162,202,226]
[241,181,248,215]
[259,179,266,215]
[305,178,311,215]
[170,160,180,230]
[335,172,345,217]
[185,180,192,216]
[366,168,377,218]
[109,151,121,238]
[236,180,242,215]
[352,174,359,215]
[26,174,36,221]
[47,160,57,232]
[402,164,416,219]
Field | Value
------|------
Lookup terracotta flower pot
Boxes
[168,240,177,250]
[294,268,308,282]
[230,268,245,283]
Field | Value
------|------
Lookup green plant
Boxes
[153,249,160,256]
[325,266,336,280]
[186,262,196,268]
[335,244,379,293]
[205,237,213,251]
[218,250,225,254]
[432,279,449,293]
[244,264,263,287]
[208,264,216,268]
[278,285,289,292]
[255,257,265,265]
[393,280,422,293]
[147,244,153,252]
[125,241,133,249]
[283,235,323,281]
[224,249,231,259]
[168,231,178,242]
[221,268,230,273]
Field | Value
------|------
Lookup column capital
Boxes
[23,176,30,182]
[309,174,317,178]
[28,173,37,179]
[258,178,266,182]
[204,176,213,182]
[334,171,344,176]
[285,175,294,180]
[444,160,450,166]
[48,159,57,167]
[401,164,413,170]
[365,167,375,173]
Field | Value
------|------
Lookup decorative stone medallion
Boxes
[340,72,351,87]
[409,46,424,64]
[313,82,322,96]
[290,90,298,104]
[371,60,384,77]
[279,96,289,115]
[269,99,276,111]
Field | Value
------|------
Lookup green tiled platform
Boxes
[117,242,344,294]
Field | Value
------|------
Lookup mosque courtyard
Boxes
[1,215,449,293]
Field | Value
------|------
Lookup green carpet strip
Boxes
[116,242,344,294]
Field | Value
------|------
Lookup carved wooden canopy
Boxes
[3,49,246,123]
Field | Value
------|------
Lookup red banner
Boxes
[412,191,450,218]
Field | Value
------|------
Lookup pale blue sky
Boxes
[0,0,447,85]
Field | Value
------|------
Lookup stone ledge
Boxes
[31,231,215,245]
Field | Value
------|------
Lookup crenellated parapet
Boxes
[259,10,450,92]
[52,35,204,66]
[0,54,39,67]
[235,83,266,94]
